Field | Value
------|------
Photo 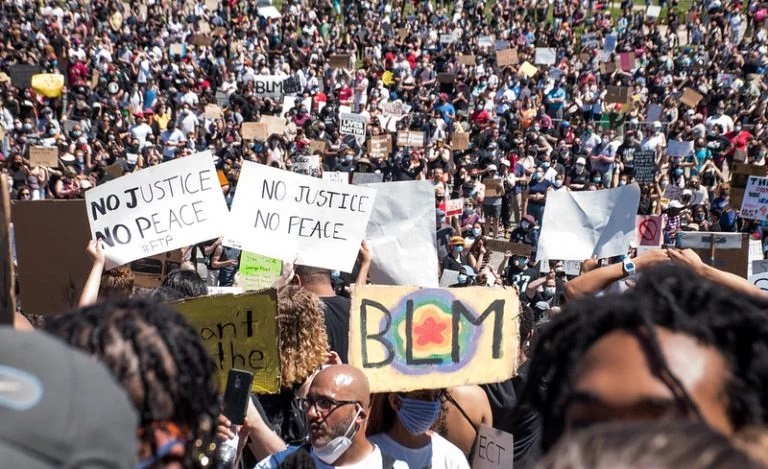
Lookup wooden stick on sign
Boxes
[0,177,15,325]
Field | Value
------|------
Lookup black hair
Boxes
[44,297,219,468]
[524,264,768,450]
[162,269,208,298]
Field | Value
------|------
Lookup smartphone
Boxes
[222,369,254,425]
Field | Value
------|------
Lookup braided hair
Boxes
[44,297,219,468]
[524,264,768,451]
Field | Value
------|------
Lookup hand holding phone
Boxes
[222,369,254,426]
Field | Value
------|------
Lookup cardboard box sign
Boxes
[241,122,269,141]
[309,140,327,155]
[483,178,505,197]
[458,55,476,66]
[472,425,515,469]
[450,132,469,151]
[485,239,533,257]
[367,134,392,159]
[678,232,749,278]
[188,34,212,47]
[680,87,704,108]
[496,49,519,67]
[29,146,59,167]
[131,250,182,288]
[329,54,352,69]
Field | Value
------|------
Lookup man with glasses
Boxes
[255,365,406,469]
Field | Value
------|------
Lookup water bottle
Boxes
[218,433,239,469]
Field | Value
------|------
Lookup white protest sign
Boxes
[647,5,661,17]
[86,151,228,269]
[226,161,377,272]
[749,272,768,293]
[339,112,368,145]
[363,180,439,287]
[535,48,556,65]
[207,286,243,295]
[472,424,515,469]
[252,75,286,99]
[445,198,463,217]
[351,172,384,185]
[663,184,683,201]
[739,176,768,222]
[667,140,694,157]
[322,171,349,185]
[537,184,641,262]
[752,260,768,275]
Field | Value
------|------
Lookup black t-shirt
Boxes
[616,143,638,175]
[320,295,351,363]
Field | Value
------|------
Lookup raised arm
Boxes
[79,240,106,307]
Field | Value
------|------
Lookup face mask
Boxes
[453,245,463,253]
[345,154,354,162]
[521,221,530,229]
[313,406,361,464]
[472,227,481,236]
[695,214,705,222]
[517,258,527,268]
[619,180,627,186]
[674,168,684,177]
[331,270,341,280]
[396,398,441,435]
[592,177,602,184]
[457,274,468,284]
[541,162,550,170]
[554,180,563,188]
[543,286,556,298]
[439,216,446,225]
[534,172,543,180]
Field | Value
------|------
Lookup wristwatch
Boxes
[622,257,636,277]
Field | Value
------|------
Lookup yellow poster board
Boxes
[349,286,520,392]
[173,291,280,393]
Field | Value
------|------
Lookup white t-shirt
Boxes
[369,432,470,469]
[254,444,408,469]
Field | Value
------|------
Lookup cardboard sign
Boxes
[85,151,229,269]
[203,104,223,119]
[130,250,182,288]
[397,131,425,147]
[496,49,519,67]
[538,184,641,261]
[12,200,92,315]
[0,178,14,324]
[678,232,749,278]
[226,161,377,272]
[663,184,683,201]
[339,112,368,145]
[105,163,124,178]
[173,291,280,393]
[518,61,538,78]
[208,286,243,295]
[29,146,59,167]
[472,424,515,469]
[238,251,282,291]
[451,132,470,151]
[632,150,657,184]
[368,134,391,159]
[241,122,268,141]
[680,88,704,108]
[188,34,212,47]
[667,140,694,157]
[445,198,464,218]
[8,64,41,89]
[322,172,350,185]
[599,61,617,74]
[252,75,286,99]
[534,48,556,65]
[351,172,384,185]
[329,54,351,69]
[634,215,662,247]
[458,55,476,66]
[605,86,630,104]
[259,114,287,136]
[732,164,768,208]
[348,285,519,392]
[740,176,768,222]
[483,178,505,197]
[485,239,533,257]
[309,140,327,155]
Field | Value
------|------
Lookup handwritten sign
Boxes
[8,64,41,88]
[85,151,229,269]
[483,178,504,197]
[458,55,476,66]
[368,134,392,159]
[663,184,683,201]
[740,176,768,222]
[750,272,768,293]
[260,114,287,137]
[397,131,425,148]
[322,171,350,185]
[238,251,282,291]
[253,75,287,99]
[668,140,694,157]
[633,150,657,184]
[241,122,268,141]
[605,86,630,104]
[173,291,280,393]
[226,161,377,271]
[329,54,351,69]
[339,113,368,145]
[534,48,556,65]
[445,198,464,218]
[472,424,515,469]
[496,49,519,67]
[485,239,533,257]
[618,52,635,71]
[680,88,704,108]
[518,61,538,78]
[29,146,59,167]
[451,132,470,151]
[634,215,662,247]
[348,285,519,392]
[731,164,768,208]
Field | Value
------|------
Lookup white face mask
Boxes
[313,407,361,465]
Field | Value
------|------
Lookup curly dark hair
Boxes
[43,297,219,468]
[524,263,768,451]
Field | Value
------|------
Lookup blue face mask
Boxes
[457,274,468,283]
[593,178,602,184]
[674,168,684,177]
[453,245,463,253]
[472,227,481,236]
[331,270,341,280]
[397,397,441,435]
[439,216,446,225]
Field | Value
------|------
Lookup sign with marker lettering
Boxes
[740,176,768,222]
[238,252,282,291]
[339,113,368,145]
[226,161,377,272]
[472,424,515,469]
[349,285,519,392]
[85,151,229,269]
[173,291,280,393]
[252,75,287,99]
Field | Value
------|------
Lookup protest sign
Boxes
[130,250,182,288]
[483,178,504,197]
[29,146,59,167]
[280,96,312,118]
[292,155,321,178]
[31,73,64,98]
[605,86,630,104]
[367,134,391,159]
[647,5,661,17]
[208,286,244,295]
[739,176,768,222]
[619,52,635,71]
[281,75,301,94]
[518,61,538,78]
[450,132,470,151]
[203,104,223,119]
[215,90,228,107]
[599,61,617,74]
[440,34,457,44]
[680,88,704,108]
[85,151,229,269]
[632,150,657,184]
[238,251,282,291]
[339,113,368,145]
[581,32,599,50]
[750,272,768,293]
[748,239,763,277]
[458,55,476,66]
[0,178,13,324]
[241,122,268,141]
[351,172,384,185]
[173,291,280,393]
[309,140,327,155]
[187,34,212,46]
[537,184,640,262]
[604,34,617,53]
[734,149,748,163]
[226,162,376,272]
[477,35,494,48]
[329,54,351,69]
[496,49,519,67]
[663,184,683,201]
[322,171,350,185]
[753,260,768,276]
[12,200,92,315]
[667,140,694,157]
[535,48,556,65]
[437,73,456,83]
[105,163,124,178]
[260,114,287,136]
[169,43,185,57]
[253,75,286,99]
[396,131,425,147]
[364,181,439,287]
[678,232,749,278]
[348,285,519,392]
[445,198,464,218]
[495,39,509,50]
[633,215,662,247]
[731,164,768,208]
[439,270,460,288]
[646,103,662,123]
[485,239,533,257]
[472,424,515,469]
[8,64,41,88]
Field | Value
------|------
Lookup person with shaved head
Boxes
[254,365,407,469]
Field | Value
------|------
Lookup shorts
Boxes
[483,204,502,219]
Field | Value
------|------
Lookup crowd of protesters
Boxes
[2,0,768,467]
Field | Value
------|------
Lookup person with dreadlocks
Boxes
[43,297,220,469]
[523,263,768,463]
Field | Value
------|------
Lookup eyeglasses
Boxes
[297,395,361,414]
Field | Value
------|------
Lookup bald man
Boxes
[255,365,407,469]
